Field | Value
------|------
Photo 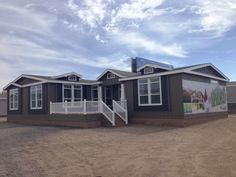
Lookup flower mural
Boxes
[183,80,227,114]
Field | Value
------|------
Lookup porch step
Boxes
[114,114,127,127]
[100,114,127,127]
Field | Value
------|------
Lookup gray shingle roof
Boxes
[109,69,138,77]
[24,74,98,83]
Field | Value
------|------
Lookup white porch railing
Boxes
[113,100,128,124]
[100,100,115,126]
[50,100,115,126]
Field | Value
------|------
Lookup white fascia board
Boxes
[96,69,125,80]
[186,71,228,82]
[186,63,229,81]
[119,69,228,82]
[48,80,102,85]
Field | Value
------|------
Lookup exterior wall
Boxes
[182,73,228,118]
[227,85,236,114]
[0,99,7,117]
[99,71,120,86]
[8,83,94,116]
[123,74,185,124]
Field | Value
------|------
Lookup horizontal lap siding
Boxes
[124,74,184,120]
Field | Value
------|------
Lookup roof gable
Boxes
[97,69,136,80]
[137,64,173,71]
[53,72,82,79]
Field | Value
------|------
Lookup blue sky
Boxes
[1,0,236,91]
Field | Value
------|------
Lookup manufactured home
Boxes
[227,82,236,114]
[4,58,229,127]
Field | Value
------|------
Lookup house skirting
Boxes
[129,112,228,127]
[228,103,236,114]
[7,114,102,128]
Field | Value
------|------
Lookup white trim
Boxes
[119,65,229,82]
[228,101,236,104]
[3,74,45,90]
[0,98,7,100]
[186,71,228,82]
[138,64,173,71]
[30,85,43,110]
[144,67,154,74]
[91,85,98,101]
[138,76,162,106]
[107,73,115,79]
[187,63,229,81]
[97,69,126,80]
[68,75,77,81]
[227,84,236,87]
[4,80,102,90]
[9,88,19,110]
[53,72,82,79]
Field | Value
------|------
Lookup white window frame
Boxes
[30,85,43,110]
[107,73,115,79]
[144,67,154,74]
[9,88,19,110]
[62,84,83,104]
[68,75,77,81]
[138,76,162,106]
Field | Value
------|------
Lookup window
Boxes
[138,76,162,106]
[107,73,115,79]
[144,67,154,74]
[63,84,82,102]
[68,75,77,81]
[30,85,42,109]
[9,88,18,110]
[91,86,98,101]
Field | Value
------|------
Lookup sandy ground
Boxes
[0,116,236,177]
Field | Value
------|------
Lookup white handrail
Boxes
[113,100,128,124]
[100,100,115,126]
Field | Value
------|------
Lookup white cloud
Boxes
[0,2,56,34]
[192,0,236,37]
[67,0,111,28]
[114,32,187,58]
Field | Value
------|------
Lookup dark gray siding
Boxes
[182,73,226,86]
[99,72,121,85]
[0,99,7,116]
[193,66,224,79]
[227,86,236,103]
[123,74,184,119]
[16,77,40,85]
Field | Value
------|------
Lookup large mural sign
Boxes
[183,80,227,114]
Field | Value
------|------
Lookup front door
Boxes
[105,86,112,108]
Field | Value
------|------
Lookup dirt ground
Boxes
[0,116,236,177]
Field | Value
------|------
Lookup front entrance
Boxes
[104,85,121,108]
[105,86,113,107]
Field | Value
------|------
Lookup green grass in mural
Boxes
[184,103,204,113]
[209,87,226,107]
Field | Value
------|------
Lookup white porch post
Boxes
[98,86,102,101]
[121,83,125,101]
